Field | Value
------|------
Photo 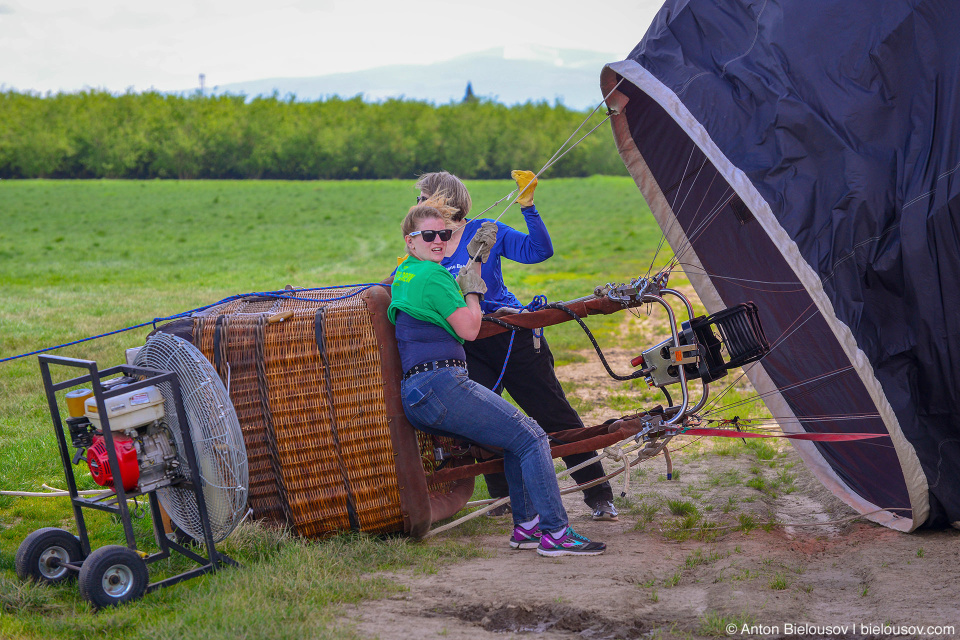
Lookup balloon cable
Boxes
[462,79,625,264]
[0,283,380,364]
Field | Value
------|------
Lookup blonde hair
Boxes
[401,196,458,255]
[415,171,472,222]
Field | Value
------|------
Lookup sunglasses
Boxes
[409,229,453,242]
[416,195,428,204]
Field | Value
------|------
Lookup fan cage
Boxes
[135,333,249,542]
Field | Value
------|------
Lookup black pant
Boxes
[464,328,614,507]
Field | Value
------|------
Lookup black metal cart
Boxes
[15,354,236,609]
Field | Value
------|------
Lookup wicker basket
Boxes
[185,286,473,538]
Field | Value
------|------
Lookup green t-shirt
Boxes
[389,257,467,342]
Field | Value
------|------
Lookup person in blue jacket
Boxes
[414,170,618,521]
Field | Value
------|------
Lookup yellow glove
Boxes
[511,169,537,207]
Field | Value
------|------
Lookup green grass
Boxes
[769,571,789,590]
[0,176,658,461]
[684,549,727,569]
[0,176,656,414]
[667,499,698,517]
[0,178,663,636]
[630,500,661,532]
[0,522,486,639]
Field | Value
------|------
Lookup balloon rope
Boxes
[701,366,857,418]
[665,189,736,270]
[685,304,893,440]
[698,302,822,415]
[0,283,379,364]
[645,143,699,278]
[462,79,625,265]
[672,261,805,292]
[631,151,887,437]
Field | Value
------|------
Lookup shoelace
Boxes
[567,529,591,543]
[546,528,589,545]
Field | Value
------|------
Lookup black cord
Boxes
[506,303,645,383]
[661,386,673,407]
[482,316,521,331]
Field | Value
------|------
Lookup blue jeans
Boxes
[400,367,568,533]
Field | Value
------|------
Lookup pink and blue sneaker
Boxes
[537,527,606,557]
[509,522,542,549]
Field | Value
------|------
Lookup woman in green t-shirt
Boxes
[389,200,605,557]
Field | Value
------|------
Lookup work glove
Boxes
[465,221,498,263]
[456,261,487,301]
[511,169,538,207]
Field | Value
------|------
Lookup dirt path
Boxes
[345,441,960,639]
[343,315,960,640]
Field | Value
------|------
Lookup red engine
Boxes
[87,434,140,491]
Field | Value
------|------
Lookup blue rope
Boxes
[524,295,548,345]
[0,283,381,365]
[490,294,547,392]
[491,330,515,392]
[524,295,547,311]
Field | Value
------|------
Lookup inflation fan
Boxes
[15,333,247,608]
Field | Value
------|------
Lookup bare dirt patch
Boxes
[341,312,960,640]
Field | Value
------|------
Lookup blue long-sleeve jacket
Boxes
[441,205,553,313]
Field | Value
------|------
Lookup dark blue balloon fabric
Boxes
[615,0,960,527]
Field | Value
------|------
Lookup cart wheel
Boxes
[78,545,148,609]
[15,527,84,584]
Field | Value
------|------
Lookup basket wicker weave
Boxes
[185,285,473,538]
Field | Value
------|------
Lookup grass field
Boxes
[0,177,672,637]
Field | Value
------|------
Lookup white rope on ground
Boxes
[422,497,512,538]
[427,440,897,538]
[554,434,674,487]
[0,483,134,501]
[0,490,102,497]
[424,430,674,538]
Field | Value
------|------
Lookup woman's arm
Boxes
[446,293,482,341]
[497,206,554,264]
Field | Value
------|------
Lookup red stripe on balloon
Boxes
[680,428,888,442]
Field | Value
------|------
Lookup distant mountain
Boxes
[203,46,623,111]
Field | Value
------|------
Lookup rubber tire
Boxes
[78,545,148,609]
[15,527,84,585]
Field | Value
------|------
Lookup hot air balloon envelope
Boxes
[602,0,960,531]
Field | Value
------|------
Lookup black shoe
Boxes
[591,501,619,521]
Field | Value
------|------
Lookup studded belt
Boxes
[402,359,467,380]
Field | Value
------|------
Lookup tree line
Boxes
[0,90,628,180]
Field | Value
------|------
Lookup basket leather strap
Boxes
[315,307,361,532]
[255,314,295,526]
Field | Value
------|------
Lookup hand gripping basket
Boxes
[169,285,472,538]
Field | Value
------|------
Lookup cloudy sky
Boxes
[0,0,663,94]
